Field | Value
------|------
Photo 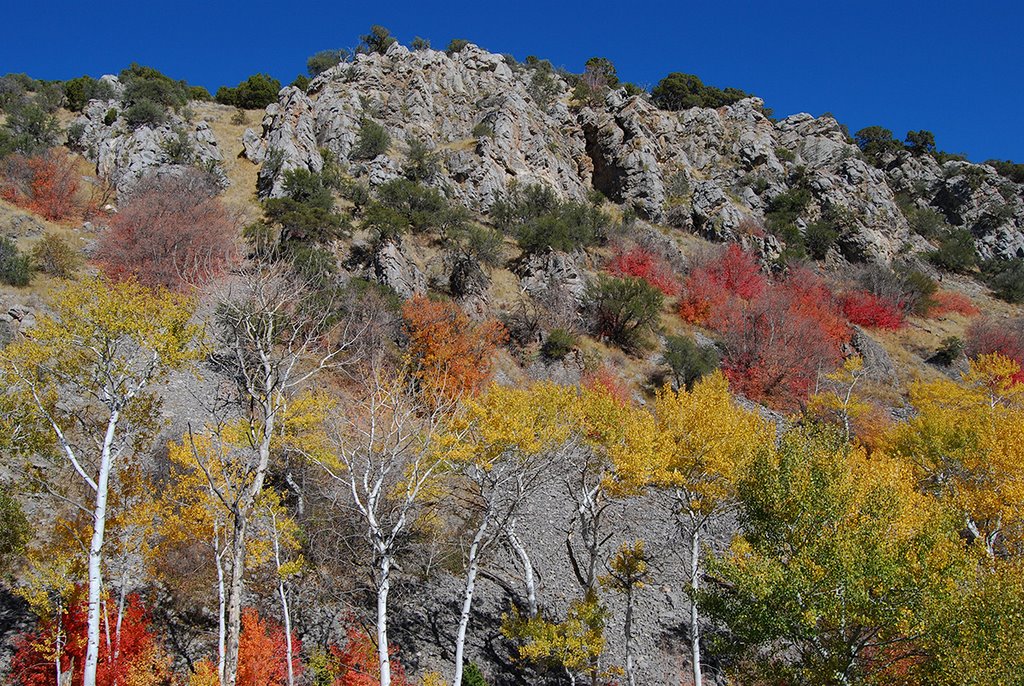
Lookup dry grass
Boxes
[191,102,264,227]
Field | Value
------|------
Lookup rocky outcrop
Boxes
[247,44,1024,264]
[72,85,226,200]
[518,249,587,303]
[371,239,425,299]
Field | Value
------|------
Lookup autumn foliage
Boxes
[11,592,170,686]
[320,625,411,686]
[966,317,1024,384]
[606,246,681,296]
[93,172,237,291]
[1,150,80,221]
[679,247,849,409]
[677,244,766,324]
[401,295,506,404]
[841,290,905,330]
[929,290,980,317]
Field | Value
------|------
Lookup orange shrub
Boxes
[928,290,980,317]
[402,295,506,405]
[1,150,80,221]
[841,290,905,330]
[236,609,302,686]
[320,624,411,686]
[11,591,171,686]
[581,364,631,405]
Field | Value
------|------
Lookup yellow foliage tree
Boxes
[888,353,1024,557]
[0,276,203,686]
[649,371,772,686]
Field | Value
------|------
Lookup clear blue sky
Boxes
[5,0,1022,162]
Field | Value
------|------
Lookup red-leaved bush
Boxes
[94,171,237,291]
[928,290,980,317]
[581,364,631,405]
[966,317,1024,384]
[841,290,905,330]
[321,624,411,686]
[11,591,169,686]
[1,150,80,221]
[679,249,850,410]
[678,244,766,324]
[606,246,681,296]
[189,608,302,686]
[716,281,849,410]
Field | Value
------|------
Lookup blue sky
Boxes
[5,0,1022,162]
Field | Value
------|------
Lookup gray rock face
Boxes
[518,249,587,303]
[579,94,665,220]
[73,97,226,199]
[850,325,899,386]
[371,239,425,299]
[247,44,1024,264]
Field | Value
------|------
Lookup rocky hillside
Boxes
[2,33,1024,686]
[233,42,1021,264]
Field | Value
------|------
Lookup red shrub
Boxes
[929,290,980,317]
[93,172,237,291]
[11,591,169,686]
[678,244,766,324]
[779,268,850,345]
[236,608,303,686]
[582,364,631,405]
[966,318,1024,384]
[606,246,680,296]
[322,624,411,686]
[718,286,848,410]
[841,290,905,330]
[1,150,80,221]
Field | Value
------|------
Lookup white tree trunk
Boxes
[223,516,248,686]
[377,555,393,686]
[506,525,538,618]
[689,523,702,686]
[215,530,227,685]
[83,413,118,686]
[453,516,489,686]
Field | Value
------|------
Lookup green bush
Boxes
[447,39,471,54]
[444,223,504,267]
[928,227,977,274]
[661,334,719,389]
[0,100,61,154]
[462,662,489,686]
[123,98,167,127]
[542,327,578,360]
[364,178,467,241]
[493,182,607,254]
[187,85,212,101]
[352,118,390,159]
[981,258,1024,303]
[63,75,115,112]
[0,490,30,573]
[0,237,33,287]
[411,37,431,51]
[120,63,191,110]
[586,275,664,351]
[403,137,440,182]
[652,72,753,111]
[32,233,79,277]
[472,121,494,139]
[307,49,348,77]
[359,25,396,54]
[903,203,951,239]
[260,168,349,251]
[103,108,119,126]
[290,75,310,91]
[854,126,903,165]
[930,336,964,365]
[805,220,839,260]
[160,127,195,164]
[215,73,281,109]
